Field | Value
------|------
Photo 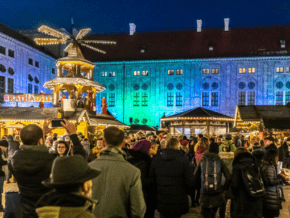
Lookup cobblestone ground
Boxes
[0,183,289,218]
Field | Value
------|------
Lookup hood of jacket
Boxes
[201,151,220,161]
[160,149,182,160]
[127,149,151,162]
[11,145,54,175]
[36,191,97,218]
[232,152,256,170]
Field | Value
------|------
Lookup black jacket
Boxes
[281,142,289,159]
[193,151,231,208]
[126,149,155,217]
[7,135,20,158]
[0,148,7,177]
[150,149,194,216]
[8,134,86,218]
[260,162,284,210]
[231,152,263,218]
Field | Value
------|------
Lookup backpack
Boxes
[241,163,265,198]
[201,158,222,194]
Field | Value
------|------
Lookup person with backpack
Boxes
[260,148,285,218]
[193,142,231,218]
[231,147,264,218]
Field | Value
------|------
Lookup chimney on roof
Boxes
[129,23,136,35]
[197,20,202,32]
[224,18,229,31]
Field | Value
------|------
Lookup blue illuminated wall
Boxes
[94,57,290,127]
[0,30,56,107]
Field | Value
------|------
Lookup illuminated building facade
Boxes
[81,22,290,127]
[0,23,56,107]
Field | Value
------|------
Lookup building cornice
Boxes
[94,56,290,65]
[0,32,55,61]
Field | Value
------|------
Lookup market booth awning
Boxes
[234,105,290,132]
[160,107,234,136]
[0,107,128,137]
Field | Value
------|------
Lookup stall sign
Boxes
[4,93,52,102]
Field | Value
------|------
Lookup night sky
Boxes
[1,0,290,34]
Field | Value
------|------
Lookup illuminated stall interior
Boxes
[235,105,290,136]
[160,107,234,136]
[0,107,128,138]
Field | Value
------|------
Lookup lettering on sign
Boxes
[4,93,52,102]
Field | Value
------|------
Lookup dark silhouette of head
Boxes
[20,124,43,145]
[104,126,124,147]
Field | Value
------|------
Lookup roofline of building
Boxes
[0,32,56,60]
[94,55,290,65]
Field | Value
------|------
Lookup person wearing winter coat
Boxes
[127,141,155,218]
[260,148,285,218]
[6,135,19,183]
[231,147,263,218]
[150,137,194,218]
[0,140,8,212]
[282,138,290,169]
[36,155,101,218]
[219,134,236,152]
[89,127,146,218]
[8,119,87,218]
[193,144,231,218]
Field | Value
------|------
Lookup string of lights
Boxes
[34,38,67,45]
[38,25,70,40]
[80,43,106,54]
[81,40,116,45]
[75,28,91,40]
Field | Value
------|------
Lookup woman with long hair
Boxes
[194,137,209,164]
[260,148,285,218]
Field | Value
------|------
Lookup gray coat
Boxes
[89,147,146,218]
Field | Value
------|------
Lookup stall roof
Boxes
[237,105,290,121]
[262,118,290,130]
[164,107,232,119]
[0,108,128,127]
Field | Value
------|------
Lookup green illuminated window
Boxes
[133,93,140,106]
[109,93,115,107]
[141,92,148,106]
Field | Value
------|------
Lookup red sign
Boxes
[4,93,52,102]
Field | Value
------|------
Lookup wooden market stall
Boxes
[160,107,234,136]
[0,107,128,139]
[234,105,290,138]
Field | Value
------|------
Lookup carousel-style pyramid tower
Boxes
[34,20,116,108]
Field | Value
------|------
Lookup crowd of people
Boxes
[0,123,289,218]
